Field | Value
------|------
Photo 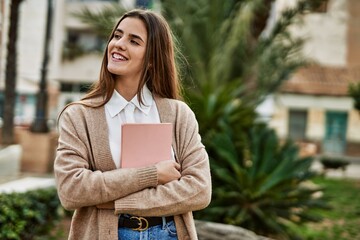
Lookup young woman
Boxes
[54,9,211,240]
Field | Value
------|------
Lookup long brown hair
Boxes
[81,9,182,107]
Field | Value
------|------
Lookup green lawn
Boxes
[291,176,360,240]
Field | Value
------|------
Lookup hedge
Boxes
[0,187,66,240]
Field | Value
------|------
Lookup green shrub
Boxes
[0,187,65,240]
[348,82,360,112]
[196,124,329,239]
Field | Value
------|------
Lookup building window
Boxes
[63,29,106,60]
[323,111,348,155]
[60,82,92,93]
[288,109,308,141]
[58,83,91,111]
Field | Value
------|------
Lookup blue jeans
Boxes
[118,218,178,240]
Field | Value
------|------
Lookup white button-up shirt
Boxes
[105,86,161,168]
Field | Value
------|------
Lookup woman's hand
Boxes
[155,160,181,185]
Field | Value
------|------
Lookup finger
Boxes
[174,162,181,170]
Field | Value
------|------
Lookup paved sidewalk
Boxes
[0,176,55,193]
[0,173,55,193]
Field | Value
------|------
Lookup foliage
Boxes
[161,0,323,100]
[0,188,65,240]
[160,0,324,144]
[195,124,329,239]
[290,177,360,240]
[71,4,126,39]
[348,81,360,112]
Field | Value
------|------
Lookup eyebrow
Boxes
[115,29,145,43]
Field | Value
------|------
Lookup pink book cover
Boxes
[120,123,173,168]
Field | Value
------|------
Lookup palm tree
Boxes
[2,0,24,145]
[71,4,126,39]
[160,0,323,138]
[197,124,328,239]
[74,0,324,132]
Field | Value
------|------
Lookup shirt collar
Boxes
[105,85,153,118]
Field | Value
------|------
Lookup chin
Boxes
[107,65,120,75]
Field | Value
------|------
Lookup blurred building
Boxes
[0,0,157,128]
[270,0,360,157]
[2,0,359,158]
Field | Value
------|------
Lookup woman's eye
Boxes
[130,39,140,45]
[114,34,121,39]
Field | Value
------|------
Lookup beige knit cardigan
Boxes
[54,96,212,240]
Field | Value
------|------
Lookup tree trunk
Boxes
[2,0,23,145]
[251,0,274,38]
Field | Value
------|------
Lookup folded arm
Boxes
[114,108,212,216]
[54,106,158,210]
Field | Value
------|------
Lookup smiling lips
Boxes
[112,52,128,61]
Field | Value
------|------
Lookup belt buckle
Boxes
[130,216,149,231]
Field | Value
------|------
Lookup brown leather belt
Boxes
[118,214,174,231]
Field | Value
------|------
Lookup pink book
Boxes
[120,123,173,168]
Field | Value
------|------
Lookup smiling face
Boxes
[107,17,148,85]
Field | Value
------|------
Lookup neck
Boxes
[115,76,139,101]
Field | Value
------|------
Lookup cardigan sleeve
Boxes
[54,105,158,210]
[114,102,212,216]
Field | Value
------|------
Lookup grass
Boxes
[290,176,360,240]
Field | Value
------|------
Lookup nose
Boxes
[114,37,126,50]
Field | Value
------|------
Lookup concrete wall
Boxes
[60,53,102,83]
[0,0,10,90]
[300,0,348,67]
[347,0,360,67]
[275,0,349,67]
[17,0,47,92]
[0,0,48,93]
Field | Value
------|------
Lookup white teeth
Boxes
[113,53,126,60]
